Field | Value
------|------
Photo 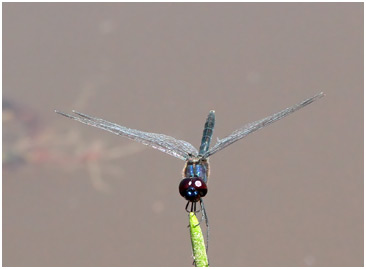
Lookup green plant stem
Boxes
[189,212,209,267]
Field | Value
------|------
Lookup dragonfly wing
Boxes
[55,110,198,160]
[203,92,325,158]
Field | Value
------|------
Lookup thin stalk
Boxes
[189,212,209,267]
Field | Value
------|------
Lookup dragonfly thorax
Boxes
[182,157,210,182]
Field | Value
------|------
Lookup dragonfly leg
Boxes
[185,201,199,213]
[185,201,190,212]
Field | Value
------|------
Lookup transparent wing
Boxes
[203,92,325,158]
[55,110,198,160]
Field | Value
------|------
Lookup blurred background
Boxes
[3,3,363,266]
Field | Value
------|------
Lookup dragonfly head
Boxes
[179,177,207,202]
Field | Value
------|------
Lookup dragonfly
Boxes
[55,92,324,238]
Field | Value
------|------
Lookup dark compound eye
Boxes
[179,177,208,202]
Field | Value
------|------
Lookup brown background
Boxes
[3,3,363,266]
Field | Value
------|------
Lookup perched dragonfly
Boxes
[55,92,324,223]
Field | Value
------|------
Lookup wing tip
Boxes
[55,110,66,116]
[55,110,76,119]
[316,92,326,98]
